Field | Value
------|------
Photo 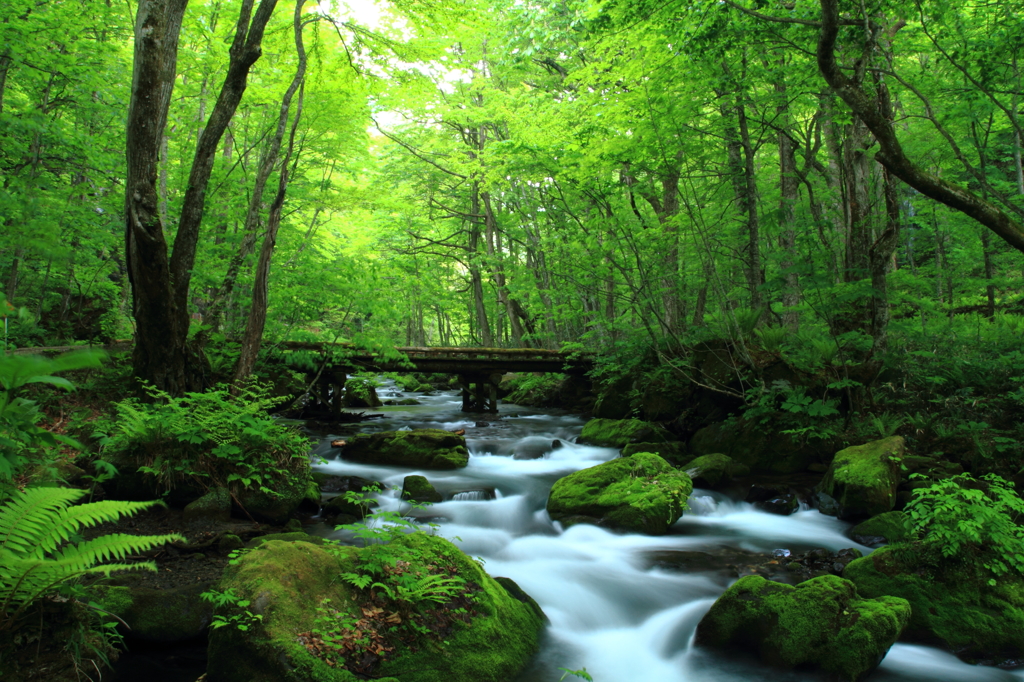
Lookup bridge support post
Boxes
[330,371,346,417]
[458,372,502,413]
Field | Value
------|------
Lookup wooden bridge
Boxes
[281,343,592,414]
[13,342,591,414]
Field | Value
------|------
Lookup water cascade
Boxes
[313,380,1024,682]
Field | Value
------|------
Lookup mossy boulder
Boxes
[321,492,376,524]
[546,452,692,535]
[183,486,231,524]
[246,532,327,549]
[94,582,213,643]
[592,376,633,420]
[850,511,910,545]
[342,430,469,470]
[206,534,545,682]
[843,543,1024,662]
[688,417,830,475]
[343,378,382,408]
[236,474,321,525]
[695,574,910,682]
[402,475,442,503]
[685,453,750,489]
[818,437,904,520]
[621,442,691,467]
[577,418,673,449]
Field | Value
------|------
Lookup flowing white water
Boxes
[313,381,1023,682]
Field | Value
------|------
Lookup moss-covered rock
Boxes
[343,378,382,408]
[321,492,375,524]
[236,474,320,525]
[843,544,1024,662]
[183,486,231,524]
[402,475,442,503]
[818,437,904,520]
[695,574,910,682]
[343,430,469,469]
[206,534,544,682]
[685,453,750,488]
[576,418,673,448]
[592,376,633,420]
[94,582,213,643]
[246,532,327,549]
[621,442,691,467]
[688,417,831,475]
[850,511,910,545]
[546,452,692,535]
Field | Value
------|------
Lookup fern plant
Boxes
[0,487,181,623]
[102,380,311,496]
[0,350,105,490]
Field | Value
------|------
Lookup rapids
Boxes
[312,380,1024,682]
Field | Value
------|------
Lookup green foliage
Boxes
[0,487,181,619]
[202,587,264,632]
[102,381,311,495]
[334,489,468,610]
[905,473,1024,583]
[0,351,105,492]
[559,667,594,681]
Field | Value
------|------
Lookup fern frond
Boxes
[0,487,180,615]
[29,498,170,558]
[51,533,182,572]
[0,487,86,555]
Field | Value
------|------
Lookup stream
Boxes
[311,380,1024,682]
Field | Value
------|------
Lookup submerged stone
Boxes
[343,429,469,469]
[546,452,692,535]
[695,574,910,682]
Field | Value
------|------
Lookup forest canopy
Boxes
[1,0,1022,388]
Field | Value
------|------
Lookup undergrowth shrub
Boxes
[503,373,566,406]
[904,473,1024,584]
[101,381,311,497]
[0,350,106,497]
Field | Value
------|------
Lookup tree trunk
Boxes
[775,63,801,328]
[232,2,308,385]
[124,0,191,393]
[469,182,493,346]
[126,0,277,395]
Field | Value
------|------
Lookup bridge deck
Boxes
[11,342,591,375]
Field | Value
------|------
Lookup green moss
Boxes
[686,453,749,488]
[850,512,910,544]
[94,583,212,642]
[236,471,319,525]
[577,418,673,448]
[402,475,443,503]
[546,452,692,535]
[695,574,910,682]
[342,378,382,408]
[843,544,1024,661]
[818,436,904,519]
[245,531,326,549]
[621,442,691,467]
[343,430,469,469]
[206,535,544,682]
[183,486,231,523]
[688,418,821,475]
